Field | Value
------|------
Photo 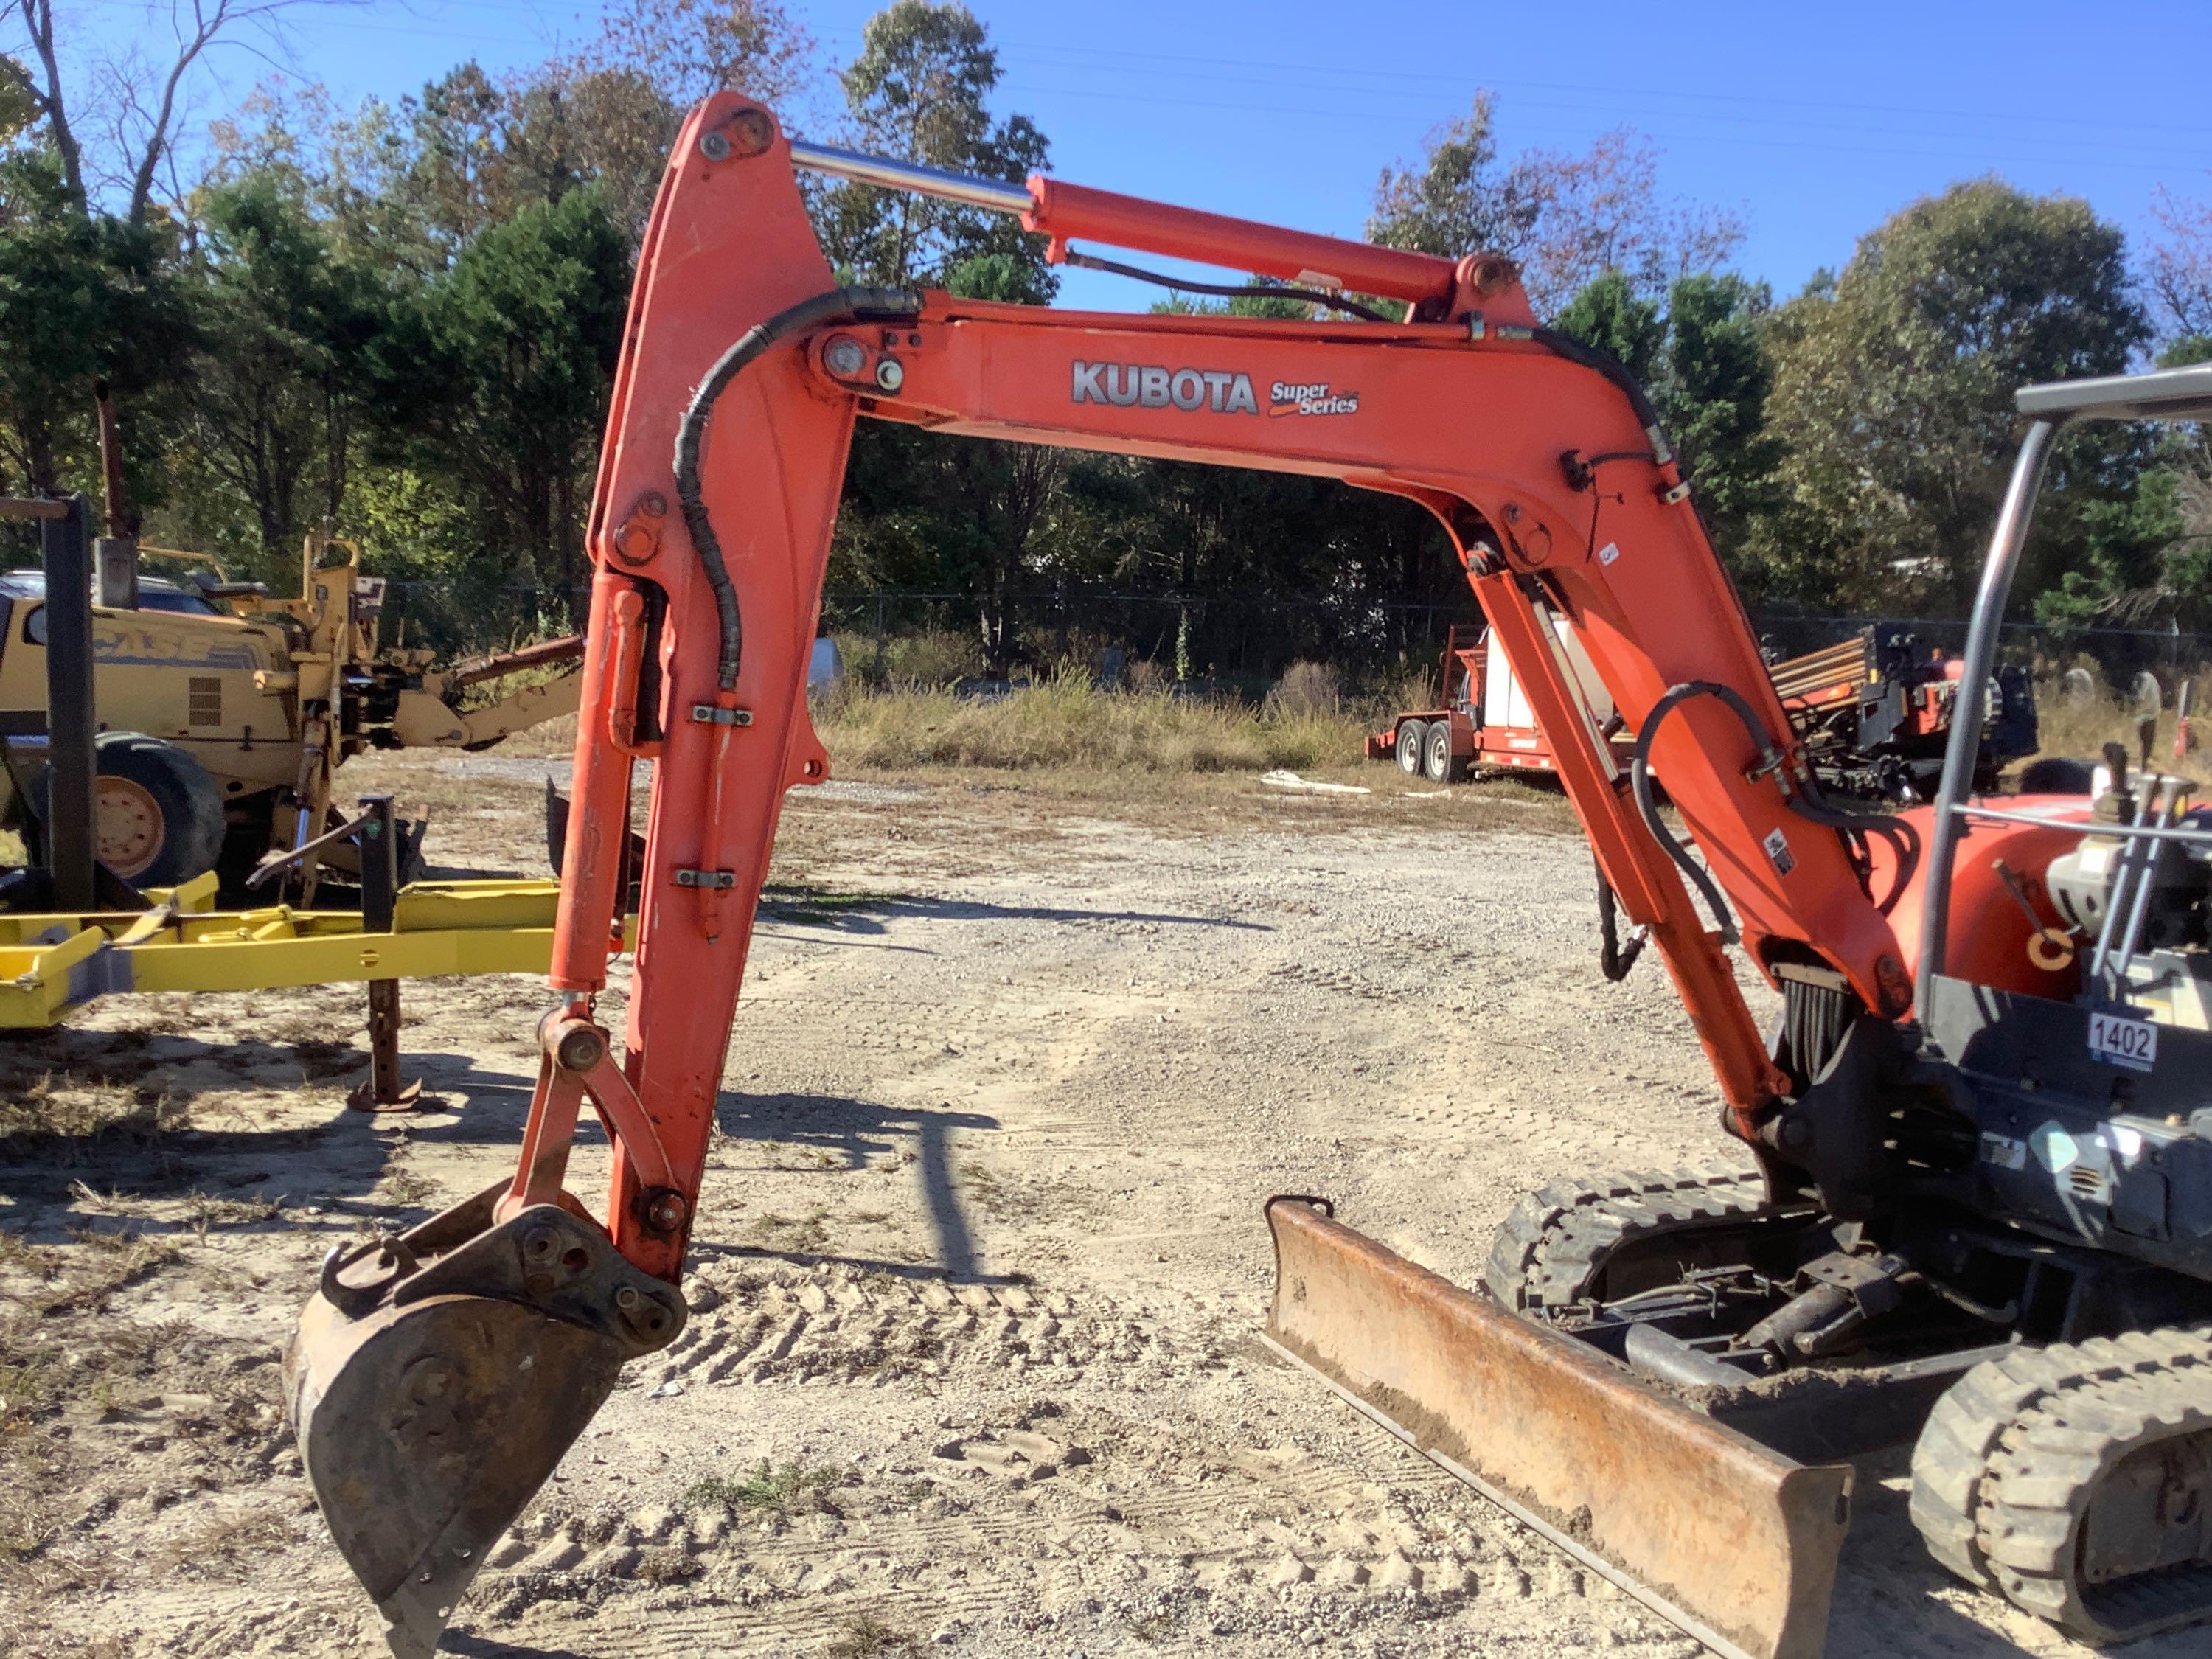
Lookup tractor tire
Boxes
[1395,720,1427,774]
[32,732,229,890]
[1423,721,1465,784]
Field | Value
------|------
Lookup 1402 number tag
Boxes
[2088,1010,2158,1073]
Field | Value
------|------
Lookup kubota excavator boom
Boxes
[288,96,2212,1659]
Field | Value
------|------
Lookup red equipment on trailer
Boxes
[1366,621,1627,783]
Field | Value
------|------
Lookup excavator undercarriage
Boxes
[285,95,2212,1659]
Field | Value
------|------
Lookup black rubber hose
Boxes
[1062,248,1390,322]
[674,285,922,689]
[1629,681,1778,944]
[1528,325,1674,465]
[1595,853,1646,982]
[1632,678,1922,933]
[1784,779,1922,914]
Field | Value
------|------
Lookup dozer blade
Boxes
[286,1186,685,1658]
[1264,1197,1851,1659]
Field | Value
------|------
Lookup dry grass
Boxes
[830,627,986,689]
[812,672,1371,776]
[824,1610,922,1658]
[153,1507,291,1578]
[2035,681,2194,774]
[0,1076,188,1166]
[2029,667,2212,774]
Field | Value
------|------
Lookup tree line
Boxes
[1,0,2208,665]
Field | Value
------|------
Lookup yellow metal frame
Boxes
[0,872,616,1028]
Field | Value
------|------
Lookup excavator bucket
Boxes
[1264,1198,1852,1659]
[285,1185,685,1658]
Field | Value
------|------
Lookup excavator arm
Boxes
[288,95,1908,1658]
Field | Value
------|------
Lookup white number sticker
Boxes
[2087,1011,2157,1073]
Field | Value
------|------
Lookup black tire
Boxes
[33,731,228,889]
[2018,756,2097,796]
[1423,720,1461,784]
[1395,720,1427,774]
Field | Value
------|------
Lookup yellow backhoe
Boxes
[0,531,581,897]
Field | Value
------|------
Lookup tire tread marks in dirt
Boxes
[1484,1164,1767,1311]
[1909,1324,2212,1644]
[648,1262,1182,1391]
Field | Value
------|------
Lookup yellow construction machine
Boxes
[0,532,581,896]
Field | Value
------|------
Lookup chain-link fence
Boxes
[372,576,2212,703]
[377,580,591,657]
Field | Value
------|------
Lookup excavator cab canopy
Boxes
[2017,361,2212,422]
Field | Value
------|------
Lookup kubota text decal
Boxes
[1071,361,1360,418]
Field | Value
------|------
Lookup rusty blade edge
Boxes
[1259,1331,1766,1659]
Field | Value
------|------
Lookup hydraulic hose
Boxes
[673,285,922,689]
[1595,853,1646,982]
[1630,681,1769,944]
[1632,680,1923,945]
[1528,325,1676,467]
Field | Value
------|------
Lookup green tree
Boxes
[1554,270,1664,380]
[818,2,1060,667]
[361,187,630,613]
[1750,179,2149,608]
[811,0,1050,293]
[1555,269,1781,562]
[0,148,185,501]
[170,173,378,562]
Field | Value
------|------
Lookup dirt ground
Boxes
[0,750,2199,1659]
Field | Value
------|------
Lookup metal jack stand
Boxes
[247,793,423,1112]
[347,795,422,1113]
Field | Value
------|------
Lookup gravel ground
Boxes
[0,755,2194,1659]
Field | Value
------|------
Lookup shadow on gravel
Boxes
[714,1088,998,1280]
[0,1032,538,1240]
[1823,1446,2212,1659]
[443,1636,593,1659]
[760,883,1268,939]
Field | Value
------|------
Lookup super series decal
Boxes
[1071,361,1358,417]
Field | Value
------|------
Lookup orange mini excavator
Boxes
[288,95,2212,1659]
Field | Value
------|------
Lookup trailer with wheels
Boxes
[1368,621,1623,783]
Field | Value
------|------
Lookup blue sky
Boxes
[64,0,2212,315]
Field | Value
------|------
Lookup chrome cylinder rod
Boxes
[787,139,1032,216]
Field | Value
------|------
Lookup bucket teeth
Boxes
[285,1192,685,1656]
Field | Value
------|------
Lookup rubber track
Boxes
[1483,1164,1768,1312]
[1909,1324,2212,1643]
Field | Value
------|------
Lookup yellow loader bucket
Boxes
[1264,1197,1851,1659]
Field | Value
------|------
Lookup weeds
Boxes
[0,1230,57,1280]
[0,1076,187,1161]
[750,1208,832,1252]
[154,1508,291,1577]
[373,1169,439,1210]
[813,672,1371,776]
[681,1459,842,1514]
[824,1610,919,1657]
[41,1231,181,1312]
[0,1352,52,1425]
[827,626,984,689]
[635,1543,703,1584]
[181,1189,285,1241]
